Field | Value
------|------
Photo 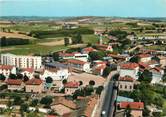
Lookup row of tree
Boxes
[0,36,30,46]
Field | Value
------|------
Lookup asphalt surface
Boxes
[101,73,118,117]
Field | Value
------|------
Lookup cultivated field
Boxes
[0,32,34,39]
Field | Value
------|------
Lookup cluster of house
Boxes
[116,51,166,117]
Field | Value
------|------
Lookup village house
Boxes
[81,47,97,54]
[92,60,107,76]
[64,81,79,95]
[67,59,91,72]
[6,79,24,91]
[159,56,166,68]
[95,44,113,52]
[25,78,43,93]
[119,63,139,79]
[149,67,164,84]
[118,102,144,117]
[0,65,17,77]
[42,62,70,81]
[21,68,34,79]
[138,54,152,63]
[118,76,135,92]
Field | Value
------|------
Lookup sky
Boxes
[0,0,166,17]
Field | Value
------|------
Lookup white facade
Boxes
[41,69,69,81]
[0,66,16,77]
[140,57,151,63]
[120,68,139,80]
[1,53,42,69]
[74,53,89,62]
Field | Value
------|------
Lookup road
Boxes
[94,71,118,117]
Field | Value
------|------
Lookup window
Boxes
[120,85,122,88]
[130,86,132,89]
[125,85,127,89]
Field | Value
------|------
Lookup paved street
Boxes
[94,71,118,117]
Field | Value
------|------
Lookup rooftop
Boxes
[119,102,144,109]
[67,59,87,65]
[6,79,22,85]
[119,76,134,82]
[0,65,13,70]
[26,78,42,85]
[120,63,139,70]
[64,81,79,88]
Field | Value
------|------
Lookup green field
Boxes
[145,45,166,51]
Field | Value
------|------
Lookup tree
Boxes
[138,70,152,83]
[125,105,132,117]
[45,77,53,83]
[71,33,83,44]
[23,75,29,82]
[52,52,59,61]
[109,30,128,39]
[40,96,53,106]
[13,96,23,105]
[9,73,17,79]
[20,103,29,112]
[31,99,38,107]
[79,81,83,86]
[0,74,6,81]
[64,37,70,46]
[62,79,67,85]
[89,51,106,61]
[89,80,95,86]
[163,74,166,82]
[17,73,23,79]
[152,56,160,63]
[96,86,104,96]
[129,56,140,63]
[103,67,112,77]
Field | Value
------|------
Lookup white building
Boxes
[138,54,152,63]
[67,59,91,72]
[119,63,139,79]
[0,65,16,77]
[150,67,164,84]
[59,52,89,62]
[41,69,69,81]
[1,53,42,69]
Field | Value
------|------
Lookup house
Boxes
[25,78,43,93]
[42,62,70,81]
[159,56,166,68]
[95,44,113,52]
[138,54,152,63]
[119,63,139,79]
[118,102,144,117]
[92,60,107,75]
[6,79,24,91]
[149,67,164,84]
[0,65,16,77]
[118,76,134,92]
[64,81,79,95]
[81,47,96,54]
[67,59,91,72]
[21,68,34,79]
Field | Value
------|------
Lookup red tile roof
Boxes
[83,47,96,53]
[138,62,149,68]
[6,79,22,85]
[64,81,79,88]
[67,59,86,65]
[120,63,139,70]
[138,54,151,58]
[119,102,144,109]
[59,53,74,57]
[26,78,42,85]
[22,68,34,73]
[0,65,13,70]
[119,76,134,82]
[47,115,57,117]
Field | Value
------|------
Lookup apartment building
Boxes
[1,53,42,69]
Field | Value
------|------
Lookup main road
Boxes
[94,71,119,117]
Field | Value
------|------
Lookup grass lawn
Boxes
[82,34,109,44]
[1,44,69,55]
